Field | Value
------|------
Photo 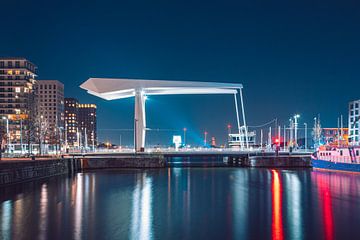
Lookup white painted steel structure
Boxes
[80,78,247,152]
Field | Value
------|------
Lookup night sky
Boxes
[1,0,360,146]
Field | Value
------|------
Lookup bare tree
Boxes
[312,116,322,149]
[34,115,50,155]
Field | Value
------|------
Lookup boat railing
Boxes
[326,156,359,164]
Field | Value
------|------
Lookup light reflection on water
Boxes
[1,168,360,239]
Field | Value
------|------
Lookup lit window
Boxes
[15,87,20,93]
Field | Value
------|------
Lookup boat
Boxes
[312,145,360,172]
[228,130,256,148]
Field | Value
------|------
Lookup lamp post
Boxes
[289,118,293,148]
[2,117,9,155]
[293,114,300,148]
[227,124,231,147]
[183,127,187,147]
[304,122,307,151]
[204,131,208,147]
[20,119,23,155]
[39,115,43,155]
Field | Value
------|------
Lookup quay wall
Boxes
[0,153,311,186]
[247,155,311,167]
[81,154,165,169]
[0,158,81,186]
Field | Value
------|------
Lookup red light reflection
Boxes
[316,174,334,240]
[272,170,284,240]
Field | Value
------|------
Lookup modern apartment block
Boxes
[349,100,360,145]
[64,98,97,148]
[0,58,37,148]
[64,98,79,147]
[38,80,64,129]
[78,104,97,147]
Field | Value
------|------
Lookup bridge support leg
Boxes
[134,90,146,152]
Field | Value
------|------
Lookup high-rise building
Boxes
[64,98,79,147]
[64,98,97,149]
[78,104,97,147]
[38,80,64,147]
[0,57,37,150]
[38,80,64,129]
[349,100,360,145]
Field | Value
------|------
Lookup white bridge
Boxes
[80,78,248,152]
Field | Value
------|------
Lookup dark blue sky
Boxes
[1,0,360,145]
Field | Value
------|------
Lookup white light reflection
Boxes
[74,174,84,240]
[13,197,24,239]
[233,170,249,239]
[131,174,153,240]
[39,184,48,240]
[1,200,12,240]
[285,172,303,240]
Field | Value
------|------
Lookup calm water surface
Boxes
[1,168,360,240]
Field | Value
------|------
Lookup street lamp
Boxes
[227,124,231,147]
[304,122,307,151]
[293,114,300,148]
[183,127,187,147]
[289,118,293,147]
[204,131,208,146]
[2,116,9,155]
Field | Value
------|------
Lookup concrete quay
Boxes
[0,151,312,186]
[80,154,166,169]
[0,158,81,186]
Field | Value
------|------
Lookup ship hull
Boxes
[312,159,360,172]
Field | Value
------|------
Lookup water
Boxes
[1,168,360,240]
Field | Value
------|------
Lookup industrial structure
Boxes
[81,78,247,152]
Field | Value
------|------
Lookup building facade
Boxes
[78,104,97,148]
[349,100,360,145]
[322,127,349,146]
[38,80,64,129]
[64,98,79,147]
[65,98,97,149]
[0,58,37,151]
[38,80,64,147]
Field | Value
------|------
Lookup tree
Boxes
[312,116,322,149]
[34,115,50,155]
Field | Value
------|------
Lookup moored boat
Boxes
[312,145,360,172]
